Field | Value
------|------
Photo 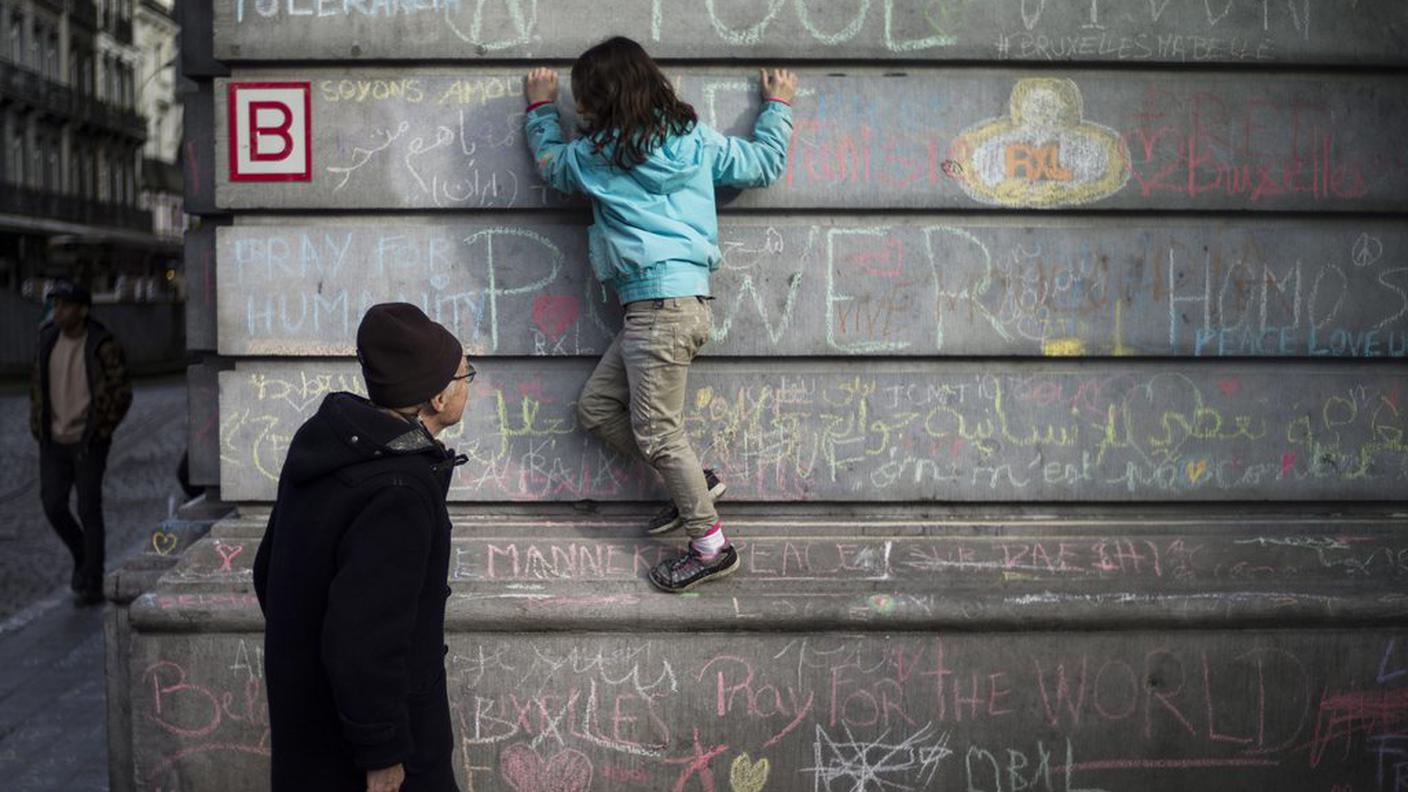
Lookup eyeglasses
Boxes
[450,360,477,385]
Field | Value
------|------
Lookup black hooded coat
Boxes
[253,392,461,791]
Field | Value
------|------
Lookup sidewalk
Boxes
[0,598,108,790]
[0,378,190,791]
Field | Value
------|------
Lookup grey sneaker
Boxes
[646,469,726,535]
[649,544,740,593]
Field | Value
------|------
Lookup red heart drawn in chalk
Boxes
[1215,378,1240,398]
[532,295,580,341]
[215,542,244,572]
[500,743,593,792]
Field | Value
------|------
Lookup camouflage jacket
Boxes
[30,319,133,446]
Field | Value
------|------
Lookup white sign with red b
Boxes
[228,82,311,182]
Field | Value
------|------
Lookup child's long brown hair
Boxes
[571,36,697,171]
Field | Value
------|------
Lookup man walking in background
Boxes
[254,303,470,792]
[29,279,132,606]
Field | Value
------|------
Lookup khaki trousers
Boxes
[576,297,718,538]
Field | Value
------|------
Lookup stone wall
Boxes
[123,1,1408,790]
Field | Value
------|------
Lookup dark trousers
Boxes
[39,440,110,590]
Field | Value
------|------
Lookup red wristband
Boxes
[765,97,792,106]
[525,100,554,112]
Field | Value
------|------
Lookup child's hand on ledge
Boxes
[761,69,798,104]
[525,67,559,105]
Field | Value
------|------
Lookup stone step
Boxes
[122,513,1408,792]
[134,514,1407,632]
[213,507,1408,535]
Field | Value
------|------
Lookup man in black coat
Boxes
[253,303,473,792]
[30,279,132,605]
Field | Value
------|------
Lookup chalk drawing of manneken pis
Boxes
[950,78,1131,208]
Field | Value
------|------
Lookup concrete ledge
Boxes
[127,624,1408,791]
[129,583,1406,634]
[218,359,1408,502]
[212,0,1408,65]
[211,217,1408,359]
[212,68,1408,212]
[121,511,1408,790]
[130,515,1408,633]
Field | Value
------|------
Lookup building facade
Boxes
[135,0,181,250]
[0,0,179,303]
[0,0,186,376]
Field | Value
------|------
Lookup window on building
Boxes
[47,137,59,191]
[155,100,168,146]
[8,14,20,64]
[31,139,43,190]
[9,133,22,187]
[81,150,93,197]
[46,33,57,80]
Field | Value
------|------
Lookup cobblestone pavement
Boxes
[0,376,190,791]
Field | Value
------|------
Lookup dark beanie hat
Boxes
[356,303,463,408]
[49,279,91,306]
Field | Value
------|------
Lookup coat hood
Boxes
[624,127,706,194]
[281,392,448,485]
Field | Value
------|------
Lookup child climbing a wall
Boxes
[522,37,797,593]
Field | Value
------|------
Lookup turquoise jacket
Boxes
[524,100,793,304]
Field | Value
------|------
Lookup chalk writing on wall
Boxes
[215,0,1408,66]
[450,533,1408,586]
[215,72,1408,212]
[218,362,1408,502]
[215,222,1408,358]
[133,631,1408,791]
[154,529,1408,587]
[950,78,1131,208]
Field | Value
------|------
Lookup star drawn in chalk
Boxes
[804,722,953,791]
